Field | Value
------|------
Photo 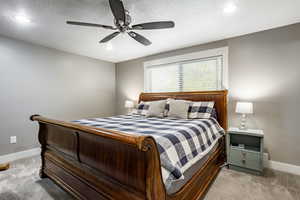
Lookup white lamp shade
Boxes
[124,100,134,108]
[235,102,253,114]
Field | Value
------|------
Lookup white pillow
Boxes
[168,99,190,119]
[146,100,167,117]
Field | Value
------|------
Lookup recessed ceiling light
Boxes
[223,2,237,14]
[106,42,113,51]
[14,14,31,24]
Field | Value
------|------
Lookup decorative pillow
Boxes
[134,100,166,116]
[164,98,192,116]
[168,99,190,119]
[134,101,150,115]
[146,100,167,117]
[188,101,215,119]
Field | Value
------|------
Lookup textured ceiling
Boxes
[1,0,300,63]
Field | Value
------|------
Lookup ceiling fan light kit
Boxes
[67,0,175,46]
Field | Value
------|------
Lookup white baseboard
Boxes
[267,160,300,176]
[263,153,300,176]
[0,148,41,163]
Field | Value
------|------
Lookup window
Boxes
[144,47,228,92]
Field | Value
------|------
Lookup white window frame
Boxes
[143,47,229,92]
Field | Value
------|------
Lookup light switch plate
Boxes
[10,136,17,144]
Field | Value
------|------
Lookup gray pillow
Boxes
[168,99,190,119]
[146,100,166,117]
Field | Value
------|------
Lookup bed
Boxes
[30,90,228,200]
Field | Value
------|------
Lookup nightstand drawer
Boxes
[229,148,262,171]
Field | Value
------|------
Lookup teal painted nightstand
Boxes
[227,127,264,175]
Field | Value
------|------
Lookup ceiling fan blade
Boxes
[99,32,120,43]
[128,31,151,46]
[131,21,175,30]
[109,0,126,24]
[66,21,116,30]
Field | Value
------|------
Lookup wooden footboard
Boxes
[31,115,167,200]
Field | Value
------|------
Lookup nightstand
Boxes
[227,127,264,175]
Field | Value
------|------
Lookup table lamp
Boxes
[124,100,134,114]
[235,102,253,130]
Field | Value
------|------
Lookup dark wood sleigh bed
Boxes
[30,90,228,200]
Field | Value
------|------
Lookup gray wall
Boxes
[116,23,300,166]
[0,35,116,156]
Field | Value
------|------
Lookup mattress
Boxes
[167,140,219,194]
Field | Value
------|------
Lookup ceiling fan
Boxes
[66,0,175,46]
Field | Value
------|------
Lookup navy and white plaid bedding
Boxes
[73,114,225,189]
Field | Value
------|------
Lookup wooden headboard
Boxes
[139,90,228,130]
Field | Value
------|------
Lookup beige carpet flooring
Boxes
[0,156,299,200]
[205,167,300,200]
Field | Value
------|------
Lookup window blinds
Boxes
[145,56,223,92]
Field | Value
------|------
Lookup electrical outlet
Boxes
[10,136,17,144]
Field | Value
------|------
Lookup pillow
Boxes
[134,101,150,115]
[164,98,192,116]
[188,101,215,119]
[146,100,167,117]
[134,100,166,116]
[168,99,190,119]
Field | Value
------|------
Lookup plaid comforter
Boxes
[73,114,225,189]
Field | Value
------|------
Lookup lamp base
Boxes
[239,126,247,130]
[0,163,10,171]
[239,114,247,130]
